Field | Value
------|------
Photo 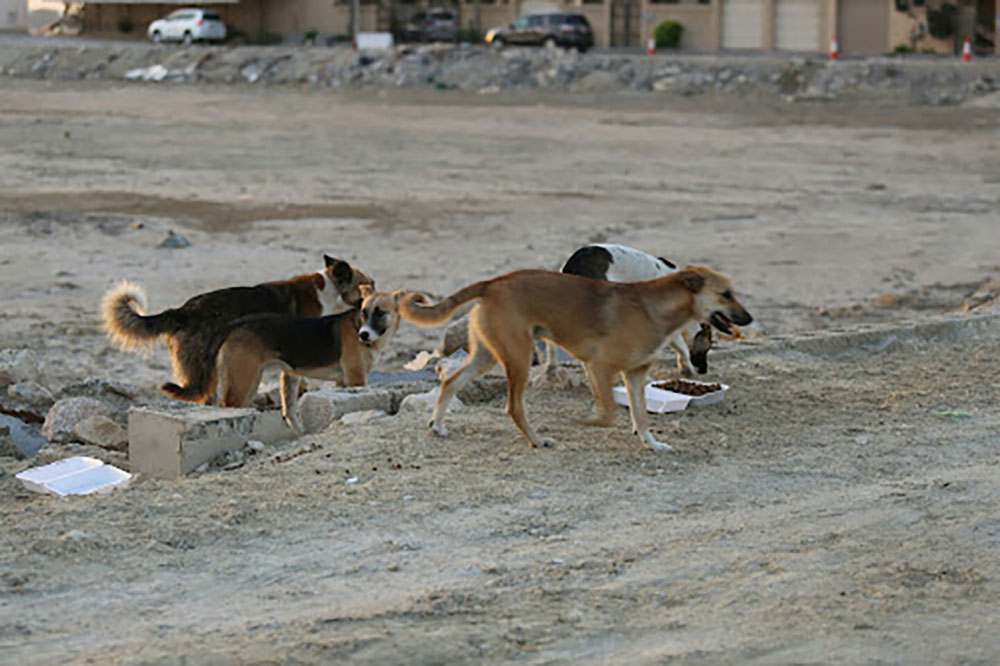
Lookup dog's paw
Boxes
[581,415,613,428]
[430,421,449,437]
[641,431,673,452]
[530,437,557,448]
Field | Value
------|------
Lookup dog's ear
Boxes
[324,254,337,268]
[680,270,706,293]
[359,284,374,300]
[391,289,408,306]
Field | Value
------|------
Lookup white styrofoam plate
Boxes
[613,381,729,414]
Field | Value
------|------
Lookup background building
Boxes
[76,0,994,55]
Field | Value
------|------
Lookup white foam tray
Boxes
[613,380,729,414]
[15,456,133,497]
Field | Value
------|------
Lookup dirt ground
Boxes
[1,78,999,664]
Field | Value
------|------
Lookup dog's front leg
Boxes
[623,366,672,452]
[280,371,305,434]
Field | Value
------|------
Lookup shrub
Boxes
[117,18,134,34]
[455,27,483,44]
[653,20,683,50]
[891,43,914,54]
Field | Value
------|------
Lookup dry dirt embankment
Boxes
[1,41,998,104]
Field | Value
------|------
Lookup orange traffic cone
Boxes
[961,36,972,62]
[647,34,655,56]
[829,36,839,60]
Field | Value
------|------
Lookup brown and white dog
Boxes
[400,267,752,451]
[214,285,403,432]
[102,255,374,404]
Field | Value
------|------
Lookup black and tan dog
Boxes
[216,286,403,432]
[400,266,752,452]
[102,255,374,404]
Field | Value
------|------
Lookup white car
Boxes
[147,8,226,45]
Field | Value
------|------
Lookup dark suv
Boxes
[401,9,458,42]
[488,12,593,52]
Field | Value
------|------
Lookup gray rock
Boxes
[74,415,128,451]
[399,387,465,414]
[57,378,141,423]
[340,409,387,425]
[0,414,49,459]
[0,349,40,386]
[158,230,191,249]
[439,315,469,356]
[42,397,112,443]
[7,381,55,410]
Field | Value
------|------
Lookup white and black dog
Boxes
[548,244,714,376]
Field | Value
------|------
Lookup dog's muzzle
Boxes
[709,308,752,335]
[359,327,379,346]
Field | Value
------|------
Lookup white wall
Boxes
[1,0,29,32]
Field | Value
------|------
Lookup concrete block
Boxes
[297,388,394,434]
[128,406,293,479]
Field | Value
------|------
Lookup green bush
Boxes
[455,27,483,44]
[305,29,319,42]
[117,18,134,34]
[653,20,684,50]
[891,43,914,54]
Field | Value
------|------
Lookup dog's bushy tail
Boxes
[101,281,178,352]
[399,282,488,327]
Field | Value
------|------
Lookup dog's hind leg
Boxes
[280,371,304,433]
[580,362,616,427]
[623,364,672,452]
[431,326,496,438]
[218,343,265,409]
[485,328,553,448]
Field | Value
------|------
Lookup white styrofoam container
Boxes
[15,456,133,497]
[613,381,729,414]
[356,32,394,50]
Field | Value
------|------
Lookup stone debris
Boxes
[340,409,388,426]
[0,414,49,459]
[1,43,996,105]
[296,388,395,434]
[158,230,192,249]
[399,387,466,414]
[0,349,40,386]
[74,416,129,452]
[42,397,113,444]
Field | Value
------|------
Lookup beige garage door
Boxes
[838,0,889,55]
[775,0,821,51]
[721,0,765,50]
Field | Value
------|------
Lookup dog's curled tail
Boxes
[101,281,172,352]
[399,282,488,327]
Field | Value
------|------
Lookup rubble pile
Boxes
[0,41,996,105]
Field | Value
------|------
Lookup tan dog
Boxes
[102,255,374,404]
[216,286,403,432]
[400,266,752,451]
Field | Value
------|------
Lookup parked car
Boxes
[486,12,593,52]
[147,8,226,45]
[402,9,458,43]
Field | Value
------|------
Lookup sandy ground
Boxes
[1,78,999,663]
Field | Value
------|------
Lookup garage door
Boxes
[721,0,764,50]
[775,0,820,51]
[837,0,889,55]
